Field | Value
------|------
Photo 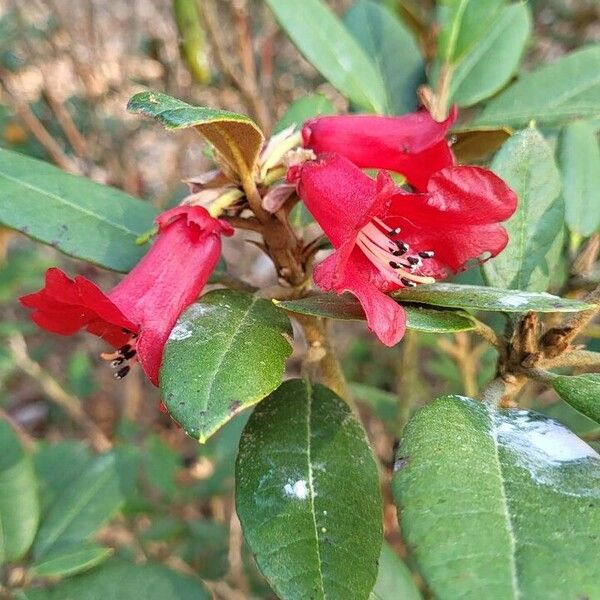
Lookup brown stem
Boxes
[543,349,600,370]
[8,334,112,452]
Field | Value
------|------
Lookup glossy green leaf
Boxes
[19,560,210,600]
[344,0,425,114]
[266,0,387,113]
[553,373,600,425]
[370,542,422,600]
[393,395,600,599]
[128,91,264,175]
[0,419,39,564]
[236,379,382,600]
[273,94,335,134]
[483,127,563,291]
[276,293,476,333]
[393,282,589,312]
[0,149,156,272]
[436,0,504,63]
[450,3,531,107]
[33,452,124,558]
[475,45,600,127]
[160,289,293,442]
[558,120,600,237]
[31,543,113,578]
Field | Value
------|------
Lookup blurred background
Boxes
[0,1,599,598]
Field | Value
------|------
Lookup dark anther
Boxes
[121,328,132,334]
[111,358,125,368]
[401,277,417,287]
[118,343,132,356]
[114,365,131,379]
[396,241,409,254]
[389,261,400,269]
[389,227,402,236]
[407,256,420,266]
[419,251,434,258]
[121,348,137,360]
[391,250,403,257]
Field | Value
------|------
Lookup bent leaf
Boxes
[553,374,600,425]
[0,149,156,272]
[276,293,476,333]
[236,380,382,600]
[128,91,264,176]
[451,126,511,163]
[31,543,113,578]
[0,419,40,564]
[483,127,563,291]
[475,45,600,127]
[266,0,386,113]
[160,289,293,442]
[370,542,422,600]
[393,395,600,599]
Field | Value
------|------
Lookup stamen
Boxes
[419,250,435,259]
[401,278,417,287]
[114,365,131,379]
[407,256,421,266]
[396,241,409,254]
[111,358,125,368]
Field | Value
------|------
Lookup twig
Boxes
[396,329,419,432]
[227,511,248,596]
[543,349,600,370]
[471,317,504,350]
[7,333,112,452]
[437,333,479,397]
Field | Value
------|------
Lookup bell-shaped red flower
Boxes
[289,154,517,346]
[20,206,233,385]
[302,107,458,191]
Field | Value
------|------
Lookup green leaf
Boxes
[0,419,39,564]
[451,126,512,163]
[475,45,600,127]
[344,0,425,114]
[173,0,210,84]
[276,293,476,333]
[393,282,590,312]
[31,543,113,578]
[553,374,600,425]
[450,3,531,107]
[370,542,422,600]
[266,0,387,113]
[20,560,210,600]
[236,379,382,600]
[33,452,124,558]
[0,149,156,272]
[558,120,600,237]
[127,91,264,175]
[483,127,563,291]
[273,94,335,134]
[436,0,504,63]
[393,395,600,599]
[160,289,293,442]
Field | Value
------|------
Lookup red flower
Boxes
[289,154,517,346]
[302,107,458,191]
[21,206,233,385]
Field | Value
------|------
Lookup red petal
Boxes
[384,166,518,276]
[292,154,396,247]
[314,249,406,346]
[303,107,457,189]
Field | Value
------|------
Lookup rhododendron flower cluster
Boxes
[21,206,233,385]
[291,109,517,346]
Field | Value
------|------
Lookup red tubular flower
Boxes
[289,154,517,346]
[20,206,233,386]
[302,107,458,191]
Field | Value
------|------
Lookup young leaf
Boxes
[266,0,387,113]
[450,127,511,163]
[558,120,600,237]
[393,395,600,599]
[19,560,210,600]
[483,127,563,291]
[236,379,382,600]
[0,149,156,273]
[30,543,113,578]
[33,452,124,558]
[160,289,293,443]
[344,0,425,114]
[553,374,600,425]
[450,2,531,107]
[273,94,336,134]
[276,293,476,333]
[436,0,504,64]
[127,91,264,176]
[0,419,40,564]
[475,45,600,127]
